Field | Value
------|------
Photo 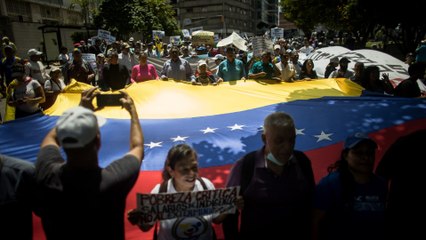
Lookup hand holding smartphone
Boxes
[96,93,124,107]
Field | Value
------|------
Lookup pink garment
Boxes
[131,63,158,82]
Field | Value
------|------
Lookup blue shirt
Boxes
[249,60,275,79]
[314,171,387,240]
[217,58,246,81]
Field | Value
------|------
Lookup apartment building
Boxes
[171,0,279,37]
[0,0,84,59]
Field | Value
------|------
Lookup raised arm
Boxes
[119,90,144,163]
[41,127,59,148]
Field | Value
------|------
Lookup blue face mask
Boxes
[266,152,284,166]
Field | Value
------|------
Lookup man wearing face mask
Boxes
[223,112,315,240]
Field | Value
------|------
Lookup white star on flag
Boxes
[296,128,305,135]
[314,131,333,142]
[227,124,245,131]
[144,141,162,149]
[171,136,189,142]
[201,127,218,134]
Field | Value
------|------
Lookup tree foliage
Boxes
[281,0,426,53]
[94,0,133,38]
[94,0,179,41]
[70,0,103,25]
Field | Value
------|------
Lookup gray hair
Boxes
[263,112,295,134]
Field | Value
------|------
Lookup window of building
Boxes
[66,11,81,25]
[41,6,60,19]
[5,0,31,17]
[37,0,63,5]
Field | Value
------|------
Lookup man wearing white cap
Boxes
[210,54,225,74]
[25,48,50,85]
[34,87,144,240]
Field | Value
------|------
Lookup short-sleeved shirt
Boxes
[152,178,217,240]
[275,61,295,81]
[217,59,246,81]
[160,58,195,81]
[25,60,50,85]
[34,145,140,240]
[249,61,275,79]
[314,171,387,240]
[44,78,66,92]
[328,69,354,79]
[131,63,158,82]
[13,78,42,113]
[65,59,94,84]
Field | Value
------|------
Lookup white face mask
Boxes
[266,152,284,166]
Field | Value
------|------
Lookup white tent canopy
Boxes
[217,32,248,52]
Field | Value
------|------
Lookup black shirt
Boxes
[34,146,140,240]
[101,63,130,91]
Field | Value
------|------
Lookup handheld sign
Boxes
[136,186,239,224]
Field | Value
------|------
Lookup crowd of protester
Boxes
[1,31,426,239]
[1,33,425,119]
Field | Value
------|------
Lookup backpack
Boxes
[222,150,315,240]
[154,177,217,240]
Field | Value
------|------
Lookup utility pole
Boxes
[222,1,227,37]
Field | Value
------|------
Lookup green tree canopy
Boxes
[94,0,179,41]
[281,0,426,53]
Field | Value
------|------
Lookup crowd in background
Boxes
[1,31,426,240]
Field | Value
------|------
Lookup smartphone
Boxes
[96,93,124,107]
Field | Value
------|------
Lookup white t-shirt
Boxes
[13,79,42,113]
[44,78,66,92]
[151,178,218,240]
[25,60,50,84]
[275,61,296,81]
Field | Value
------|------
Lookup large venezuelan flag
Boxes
[1,79,425,239]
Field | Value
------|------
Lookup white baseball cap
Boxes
[56,106,99,149]
[198,60,207,67]
[212,54,225,61]
[27,48,43,57]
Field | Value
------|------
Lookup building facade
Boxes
[0,0,85,60]
[171,0,279,37]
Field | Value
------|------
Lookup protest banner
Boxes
[271,27,284,40]
[152,30,165,40]
[81,53,97,72]
[305,46,409,81]
[136,186,239,224]
[252,36,273,57]
[170,36,181,45]
[182,29,191,38]
[191,30,215,46]
[97,29,115,44]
